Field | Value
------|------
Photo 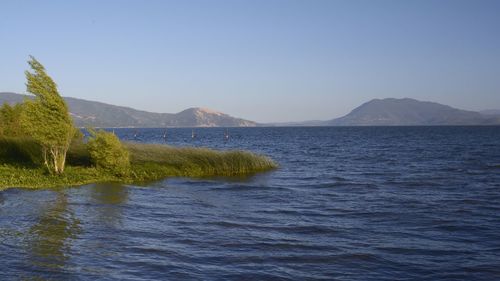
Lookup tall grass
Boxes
[0,137,41,166]
[125,142,277,181]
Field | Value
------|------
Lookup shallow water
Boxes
[1,127,500,280]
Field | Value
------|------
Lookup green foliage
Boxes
[87,129,130,176]
[0,136,277,190]
[0,164,117,190]
[65,128,92,166]
[67,139,92,167]
[0,137,41,166]
[20,56,75,174]
[0,102,25,137]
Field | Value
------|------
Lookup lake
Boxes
[1,126,499,280]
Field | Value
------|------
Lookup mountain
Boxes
[265,120,328,127]
[263,98,500,126]
[0,92,256,127]
[328,98,499,126]
[480,109,500,116]
[0,92,25,104]
[479,109,500,125]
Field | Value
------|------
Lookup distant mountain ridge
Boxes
[270,98,499,126]
[2,93,499,127]
[0,92,256,128]
[329,98,499,126]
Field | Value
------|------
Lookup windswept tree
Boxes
[21,56,75,174]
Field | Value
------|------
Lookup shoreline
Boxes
[0,142,278,191]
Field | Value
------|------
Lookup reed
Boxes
[125,142,277,181]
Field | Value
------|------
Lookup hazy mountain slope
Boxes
[64,97,175,127]
[479,110,500,125]
[480,109,500,116]
[0,92,256,127]
[265,120,328,127]
[173,108,256,127]
[0,92,25,104]
[329,98,493,126]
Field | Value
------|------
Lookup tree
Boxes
[87,129,130,176]
[0,102,25,137]
[20,56,75,174]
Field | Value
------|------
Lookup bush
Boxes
[87,129,130,176]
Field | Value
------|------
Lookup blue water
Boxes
[1,127,500,280]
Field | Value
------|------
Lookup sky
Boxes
[1,0,500,123]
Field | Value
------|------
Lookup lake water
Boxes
[1,127,500,280]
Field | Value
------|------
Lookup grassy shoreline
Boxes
[0,139,277,190]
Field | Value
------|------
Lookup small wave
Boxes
[375,246,473,257]
[257,208,332,218]
[220,241,335,252]
[208,220,337,235]
[485,164,500,169]
[211,184,290,192]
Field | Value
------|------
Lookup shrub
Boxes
[87,129,130,176]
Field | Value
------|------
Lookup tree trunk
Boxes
[42,146,49,171]
[60,149,67,173]
[52,148,58,174]
[44,145,69,174]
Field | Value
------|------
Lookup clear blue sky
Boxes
[1,0,499,122]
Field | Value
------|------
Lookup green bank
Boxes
[0,137,277,190]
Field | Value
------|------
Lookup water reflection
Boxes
[27,191,81,273]
[90,183,129,227]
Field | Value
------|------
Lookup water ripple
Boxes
[1,127,500,280]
